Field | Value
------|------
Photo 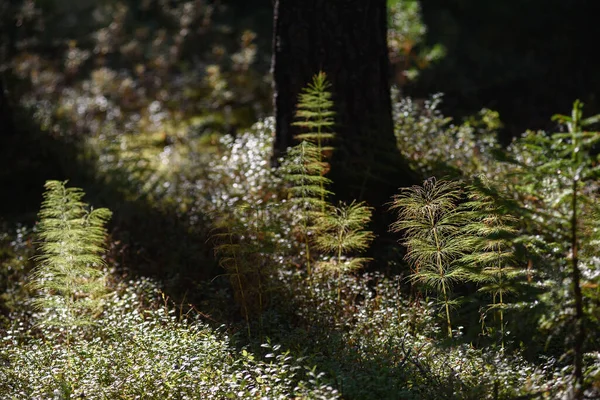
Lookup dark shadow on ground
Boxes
[0,107,219,307]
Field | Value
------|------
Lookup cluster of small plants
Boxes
[0,6,593,400]
[1,3,600,397]
[0,277,339,399]
[166,74,600,398]
[0,182,338,399]
[262,268,557,400]
[2,69,600,399]
[213,78,600,398]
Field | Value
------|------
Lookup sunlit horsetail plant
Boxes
[313,201,375,301]
[292,71,336,214]
[390,178,472,338]
[461,181,523,350]
[31,180,112,345]
[280,141,332,275]
[503,101,600,399]
[280,71,336,275]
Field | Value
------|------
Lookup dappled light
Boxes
[1,1,600,399]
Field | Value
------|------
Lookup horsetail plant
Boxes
[211,202,278,338]
[280,71,337,275]
[313,200,374,301]
[212,222,252,337]
[31,180,112,344]
[461,183,521,350]
[390,178,472,337]
[292,71,336,214]
[280,141,332,275]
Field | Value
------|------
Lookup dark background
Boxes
[229,0,600,142]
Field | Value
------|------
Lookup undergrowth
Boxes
[4,3,599,399]
[1,278,339,399]
[2,77,600,399]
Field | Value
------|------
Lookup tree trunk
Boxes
[0,78,15,137]
[0,0,16,138]
[272,0,411,206]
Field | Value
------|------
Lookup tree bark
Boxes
[0,0,16,138]
[0,78,15,137]
[272,0,411,206]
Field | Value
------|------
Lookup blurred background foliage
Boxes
[3,0,597,190]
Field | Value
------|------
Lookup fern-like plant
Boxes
[280,141,332,275]
[280,72,337,275]
[292,71,336,213]
[313,200,374,300]
[390,178,472,337]
[550,105,599,396]
[292,72,336,150]
[31,180,112,342]
[461,183,522,349]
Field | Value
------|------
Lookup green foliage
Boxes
[201,118,281,215]
[291,71,336,212]
[6,96,600,398]
[210,72,373,341]
[212,222,253,335]
[313,201,374,300]
[280,141,333,274]
[31,181,112,336]
[0,279,339,399]
[387,0,445,87]
[279,72,338,275]
[0,225,36,329]
[393,92,502,179]
[292,71,336,157]
[314,201,374,273]
[283,141,333,210]
[390,178,472,337]
[212,202,279,338]
[390,99,600,397]
[499,101,600,396]
[203,119,288,336]
[461,182,523,349]
[8,2,600,399]
[284,72,375,284]
[6,0,269,137]
[272,270,556,400]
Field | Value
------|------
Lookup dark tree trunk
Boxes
[0,78,15,137]
[0,0,16,138]
[272,0,412,206]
